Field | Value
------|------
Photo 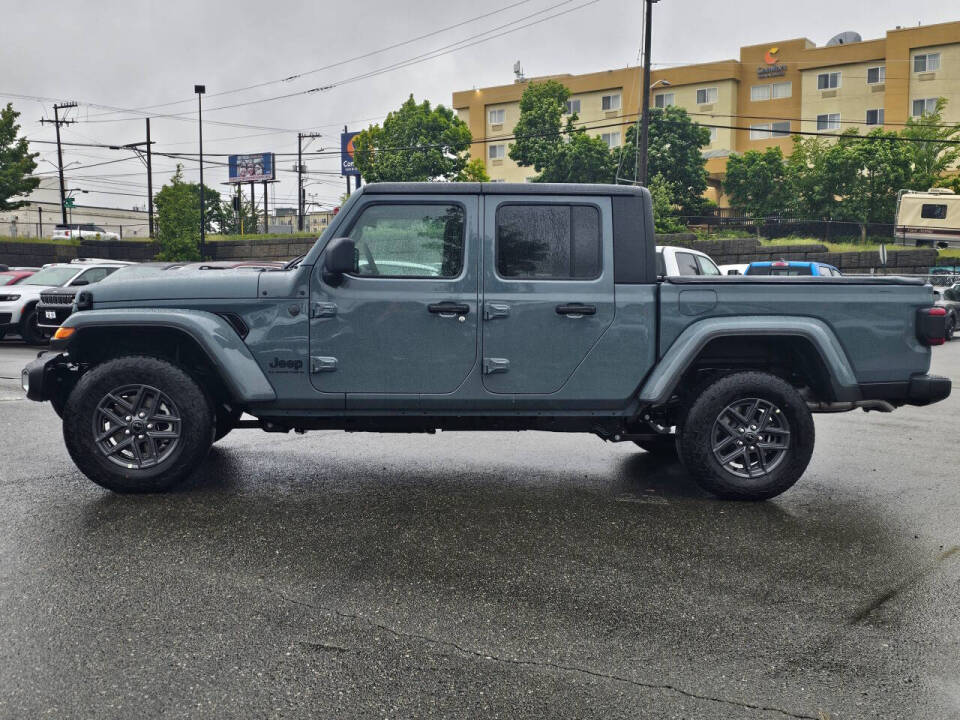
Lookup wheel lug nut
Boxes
[738,428,745,433]
[737,440,743,446]
[139,412,146,418]
[147,424,153,429]
[138,434,145,439]
[125,429,131,435]
[125,416,131,421]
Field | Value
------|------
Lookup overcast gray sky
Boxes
[2,0,957,212]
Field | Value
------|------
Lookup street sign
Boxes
[63,198,75,208]
[879,243,888,267]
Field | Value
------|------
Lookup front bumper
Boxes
[21,351,70,402]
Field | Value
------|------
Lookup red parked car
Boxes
[0,270,35,286]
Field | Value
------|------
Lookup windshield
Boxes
[18,267,78,286]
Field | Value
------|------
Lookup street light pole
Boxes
[195,85,206,260]
[638,0,658,186]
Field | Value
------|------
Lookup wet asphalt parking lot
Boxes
[0,338,958,719]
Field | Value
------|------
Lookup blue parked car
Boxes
[745,260,842,277]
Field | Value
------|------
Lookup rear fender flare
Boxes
[639,315,859,405]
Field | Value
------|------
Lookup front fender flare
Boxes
[638,315,859,405]
[62,308,276,403]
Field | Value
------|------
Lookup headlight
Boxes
[0,294,21,301]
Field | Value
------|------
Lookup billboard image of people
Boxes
[228,153,276,183]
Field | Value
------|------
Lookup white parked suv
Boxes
[0,259,132,344]
[51,224,121,241]
[655,245,721,276]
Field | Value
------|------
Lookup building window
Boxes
[867,66,886,84]
[707,127,718,144]
[489,144,506,160]
[914,53,940,73]
[772,81,792,99]
[654,92,674,108]
[772,121,791,137]
[817,113,841,131]
[488,109,505,125]
[496,204,601,280]
[912,98,938,117]
[817,71,841,90]
[921,204,948,220]
[865,108,884,126]
[600,131,621,148]
[601,93,621,111]
[696,87,718,104]
[565,99,580,114]
[751,85,771,102]
[750,123,772,140]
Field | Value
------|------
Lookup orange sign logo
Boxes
[764,47,779,65]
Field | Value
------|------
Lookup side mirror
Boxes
[322,237,358,286]
[70,279,89,286]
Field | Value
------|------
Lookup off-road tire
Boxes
[677,371,815,501]
[633,435,679,456]
[63,355,214,493]
[19,305,47,346]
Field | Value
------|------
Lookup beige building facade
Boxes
[452,20,960,205]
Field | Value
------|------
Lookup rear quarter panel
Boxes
[659,279,935,383]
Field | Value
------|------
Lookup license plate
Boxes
[45,311,57,320]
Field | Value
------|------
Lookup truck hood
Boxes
[88,270,262,304]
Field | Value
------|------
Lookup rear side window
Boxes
[921,204,948,220]
[496,204,601,280]
[675,252,700,276]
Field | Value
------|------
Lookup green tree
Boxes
[0,103,39,211]
[217,193,256,235]
[648,173,685,233]
[508,80,575,174]
[537,131,617,183]
[723,146,791,218]
[901,98,960,191]
[619,106,711,213]
[456,157,490,182]
[352,95,472,182]
[153,166,223,260]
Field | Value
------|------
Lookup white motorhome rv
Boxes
[895,188,960,248]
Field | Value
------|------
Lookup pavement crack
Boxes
[849,546,960,624]
[274,591,820,719]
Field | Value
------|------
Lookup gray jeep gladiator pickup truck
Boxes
[22,183,951,500]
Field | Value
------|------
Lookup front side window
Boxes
[489,144,506,160]
[488,108,505,125]
[866,108,884,126]
[867,65,886,84]
[921,204,948,220]
[73,267,117,285]
[817,72,841,90]
[654,92,674,108]
[914,53,940,72]
[696,87,718,104]
[696,255,721,275]
[496,204,601,280]
[817,113,841,131]
[601,93,621,111]
[348,204,465,278]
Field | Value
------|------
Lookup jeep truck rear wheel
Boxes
[62,356,214,493]
[677,371,815,501]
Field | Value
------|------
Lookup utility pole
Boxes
[297,132,322,231]
[638,0,658,186]
[39,101,77,225]
[344,125,351,199]
[111,120,156,238]
[195,85,206,260]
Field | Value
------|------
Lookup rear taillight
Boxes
[917,306,947,346]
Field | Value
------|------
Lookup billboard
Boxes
[341,132,360,177]
[228,153,276,183]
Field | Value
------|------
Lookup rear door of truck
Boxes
[480,194,615,394]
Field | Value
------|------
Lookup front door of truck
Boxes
[309,196,479,396]
[481,196,615,394]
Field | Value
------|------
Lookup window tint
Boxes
[74,267,116,284]
[348,204,465,278]
[696,255,721,275]
[675,252,700,276]
[769,266,813,276]
[921,204,948,220]
[496,204,601,280]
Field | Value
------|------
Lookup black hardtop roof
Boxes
[358,182,646,196]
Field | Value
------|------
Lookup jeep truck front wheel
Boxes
[62,356,214,493]
[677,371,815,501]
